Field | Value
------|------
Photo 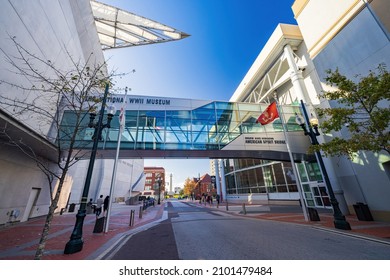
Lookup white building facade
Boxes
[0,0,160,225]
[226,0,390,221]
[292,0,390,221]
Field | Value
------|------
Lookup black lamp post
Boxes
[64,83,116,254]
[296,100,351,230]
[157,175,162,205]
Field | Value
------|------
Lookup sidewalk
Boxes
[186,200,390,243]
[1,200,390,260]
[0,202,165,260]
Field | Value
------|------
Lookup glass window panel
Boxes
[226,159,235,173]
[214,101,237,111]
[306,162,323,181]
[323,197,331,207]
[263,166,274,186]
[192,108,215,121]
[305,192,313,199]
[165,130,190,143]
[237,103,261,112]
[166,110,191,119]
[277,185,288,192]
[315,197,323,206]
[307,200,315,207]
[297,163,308,182]
[247,169,257,187]
[166,117,191,128]
[288,184,298,192]
[226,174,236,193]
[192,132,214,143]
[273,164,286,185]
[267,186,277,193]
[255,167,265,186]
[302,184,310,192]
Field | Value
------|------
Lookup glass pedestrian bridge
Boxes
[60,95,313,162]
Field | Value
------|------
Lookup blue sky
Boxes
[102,0,297,189]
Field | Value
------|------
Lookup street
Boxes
[107,200,390,260]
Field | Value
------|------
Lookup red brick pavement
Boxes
[0,202,165,260]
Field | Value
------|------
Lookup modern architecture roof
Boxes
[90,0,190,50]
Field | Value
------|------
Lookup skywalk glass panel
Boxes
[58,95,312,162]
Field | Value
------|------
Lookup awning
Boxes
[90,1,190,50]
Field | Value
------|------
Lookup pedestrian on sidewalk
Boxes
[103,195,110,216]
[95,195,104,217]
[86,198,94,214]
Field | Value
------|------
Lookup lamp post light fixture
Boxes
[157,175,162,205]
[296,100,351,230]
[64,83,116,254]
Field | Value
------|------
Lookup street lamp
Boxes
[157,175,162,204]
[64,83,116,254]
[296,100,351,230]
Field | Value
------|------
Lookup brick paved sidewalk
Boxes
[0,202,165,260]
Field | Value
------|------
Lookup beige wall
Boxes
[292,0,365,58]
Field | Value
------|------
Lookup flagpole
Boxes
[274,99,309,221]
[104,87,128,233]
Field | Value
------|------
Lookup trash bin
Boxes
[68,203,76,213]
[353,202,373,221]
[308,207,320,221]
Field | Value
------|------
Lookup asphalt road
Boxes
[108,200,390,260]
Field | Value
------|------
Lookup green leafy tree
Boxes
[314,64,390,158]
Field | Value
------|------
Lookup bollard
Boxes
[242,203,247,215]
[226,201,229,211]
[139,206,143,219]
[129,210,135,226]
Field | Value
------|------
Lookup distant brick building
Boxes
[143,167,165,200]
[193,173,215,199]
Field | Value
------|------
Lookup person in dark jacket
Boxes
[103,195,110,216]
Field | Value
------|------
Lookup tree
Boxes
[183,177,196,197]
[0,36,121,259]
[313,64,390,158]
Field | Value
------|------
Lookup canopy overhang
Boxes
[90,1,190,50]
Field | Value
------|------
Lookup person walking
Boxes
[95,195,104,217]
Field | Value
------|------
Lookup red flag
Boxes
[256,102,279,125]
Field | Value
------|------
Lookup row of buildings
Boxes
[0,0,389,227]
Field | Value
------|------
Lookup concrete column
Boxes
[170,173,173,193]
[219,159,227,201]
[284,44,308,102]
[214,159,221,196]
[283,44,349,214]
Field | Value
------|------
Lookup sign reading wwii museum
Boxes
[107,96,171,106]
[106,94,210,110]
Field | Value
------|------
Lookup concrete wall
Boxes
[0,147,64,224]
[67,158,146,208]
[0,0,108,224]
